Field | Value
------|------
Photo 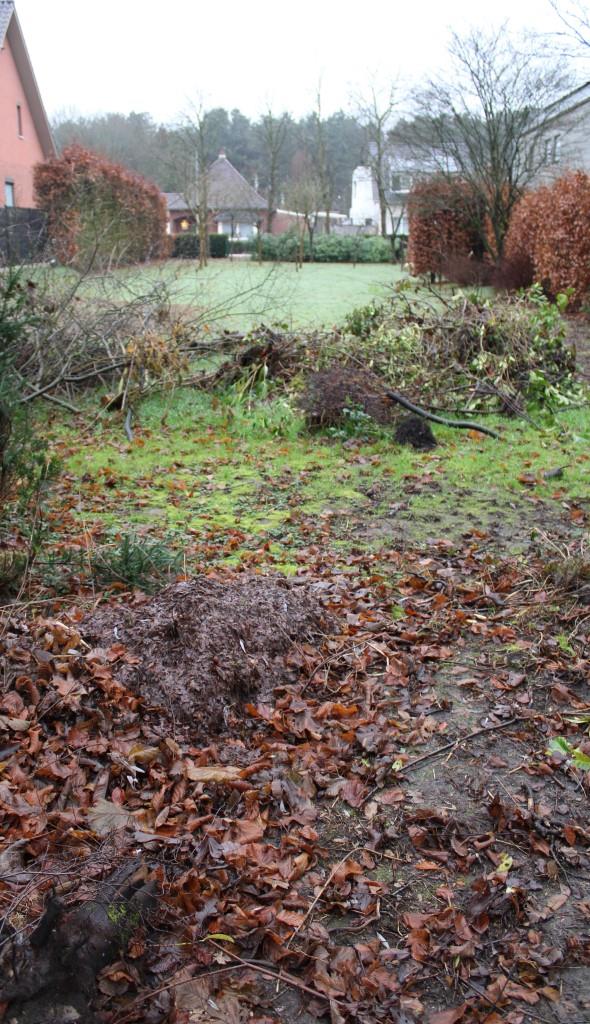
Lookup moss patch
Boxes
[45,389,589,581]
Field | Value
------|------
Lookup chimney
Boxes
[219,149,227,159]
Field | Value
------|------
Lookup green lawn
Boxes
[81,259,406,331]
[49,388,589,584]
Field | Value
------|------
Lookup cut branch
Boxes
[384,387,501,438]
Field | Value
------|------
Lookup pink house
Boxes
[0,1,55,209]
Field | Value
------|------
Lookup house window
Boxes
[16,104,23,137]
[552,134,561,164]
[391,172,411,191]
[5,181,15,207]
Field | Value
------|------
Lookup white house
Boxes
[349,164,411,236]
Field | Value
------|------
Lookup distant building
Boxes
[0,1,55,209]
[165,151,267,239]
[349,163,413,236]
[529,81,590,185]
[165,152,346,239]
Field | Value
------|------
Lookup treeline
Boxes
[52,109,366,212]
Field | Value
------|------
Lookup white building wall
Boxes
[349,165,410,235]
[349,166,380,226]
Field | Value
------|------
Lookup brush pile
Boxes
[203,286,580,432]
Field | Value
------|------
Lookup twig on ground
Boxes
[285,847,362,948]
[362,717,524,806]
[39,392,81,414]
[117,951,343,1023]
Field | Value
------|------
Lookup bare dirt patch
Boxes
[82,573,331,733]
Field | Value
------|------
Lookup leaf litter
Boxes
[1,518,590,1020]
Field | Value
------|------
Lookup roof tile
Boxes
[206,154,265,211]
[163,156,265,214]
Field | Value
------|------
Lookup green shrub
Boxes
[0,268,54,507]
[209,233,229,258]
[228,239,256,255]
[256,231,299,261]
[173,233,200,259]
[88,531,182,592]
[173,233,229,259]
[0,267,57,595]
[254,231,398,263]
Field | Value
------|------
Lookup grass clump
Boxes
[537,533,590,598]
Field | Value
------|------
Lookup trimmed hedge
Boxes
[172,233,229,259]
[172,231,405,263]
[256,232,402,263]
[210,233,229,258]
[228,239,255,255]
[505,171,590,308]
[34,145,167,268]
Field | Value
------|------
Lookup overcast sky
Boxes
[14,0,587,124]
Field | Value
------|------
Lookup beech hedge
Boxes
[505,171,590,308]
[34,145,167,269]
[407,177,479,277]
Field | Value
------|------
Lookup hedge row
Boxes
[173,233,229,258]
[34,145,167,268]
[172,231,405,263]
[258,232,404,263]
[408,170,590,307]
[505,171,590,308]
[407,177,479,276]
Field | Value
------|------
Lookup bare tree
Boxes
[549,0,590,48]
[355,85,399,237]
[177,102,211,268]
[406,25,571,262]
[286,164,322,267]
[257,108,289,234]
[312,87,333,234]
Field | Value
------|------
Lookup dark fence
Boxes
[0,207,47,264]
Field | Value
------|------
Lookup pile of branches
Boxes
[2,267,186,414]
[191,287,580,425]
[0,259,291,416]
[337,284,579,414]
[197,324,313,392]
[2,265,581,426]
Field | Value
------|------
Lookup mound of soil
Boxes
[394,414,437,449]
[82,574,330,733]
[301,365,396,428]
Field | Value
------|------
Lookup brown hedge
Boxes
[505,171,590,308]
[34,145,167,268]
[407,177,479,277]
